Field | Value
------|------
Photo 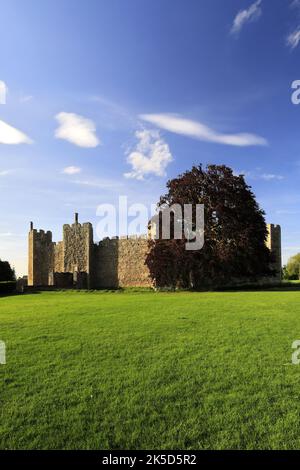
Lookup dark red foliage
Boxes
[146,164,272,288]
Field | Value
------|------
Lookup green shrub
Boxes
[286,253,300,280]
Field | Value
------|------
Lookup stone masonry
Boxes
[28,214,282,288]
[28,214,152,288]
[266,224,282,279]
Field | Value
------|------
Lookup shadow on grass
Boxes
[213,282,300,293]
[0,291,42,298]
[2,283,300,297]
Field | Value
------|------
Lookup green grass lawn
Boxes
[1,290,300,450]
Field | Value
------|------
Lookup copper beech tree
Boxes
[146,164,272,288]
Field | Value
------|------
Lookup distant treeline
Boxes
[0,259,16,293]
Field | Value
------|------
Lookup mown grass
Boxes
[1,290,300,450]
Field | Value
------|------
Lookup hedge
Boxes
[0,281,16,294]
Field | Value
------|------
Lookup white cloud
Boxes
[230,0,262,35]
[0,119,33,145]
[287,28,300,49]
[124,129,173,180]
[62,166,82,175]
[140,113,268,147]
[55,112,100,148]
[0,80,7,104]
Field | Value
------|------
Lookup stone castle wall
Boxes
[53,241,64,272]
[62,222,93,287]
[93,238,119,288]
[117,237,152,287]
[92,236,152,288]
[28,217,282,288]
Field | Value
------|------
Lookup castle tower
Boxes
[266,224,282,279]
[62,213,94,288]
[28,222,54,286]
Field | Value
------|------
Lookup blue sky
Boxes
[1,0,300,275]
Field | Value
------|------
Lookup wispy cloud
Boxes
[0,119,33,145]
[283,246,300,251]
[88,95,136,132]
[140,113,268,147]
[287,27,300,49]
[261,173,284,181]
[20,95,33,103]
[0,169,14,176]
[291,0,300,9]
[124,129,173,180]
[276,209,300,215]
[90,95,132,120]
[230,0,262,35]
[62,166,82,175]
[0,80,7,104]
[0,231,26,238]
[55,112,100,148]
[72,178,122,189]
[234,169,283,181]
[286,2,300,49]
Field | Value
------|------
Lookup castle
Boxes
[28,213,152,289]
[28,214,282,288]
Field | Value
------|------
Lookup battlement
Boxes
[97,234,148,246]
[63,222,93,230]
[266,223,281,245]
[267,223,281,232]
[28,214,282,289]
[30,228,52,242]
[62,213,93,232]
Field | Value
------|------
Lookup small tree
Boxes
[282,265,289,280]
[286,253,300,280]
[0,259,16,282]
